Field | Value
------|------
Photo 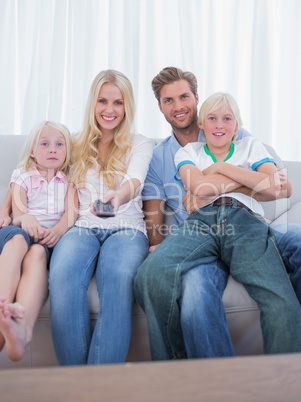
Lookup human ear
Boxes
[158,101,163,113]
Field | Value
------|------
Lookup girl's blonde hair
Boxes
[71,69,134,189]
[18,120,72,174]
[198,92,243,142]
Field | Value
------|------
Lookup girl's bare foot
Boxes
[0,301,29,362]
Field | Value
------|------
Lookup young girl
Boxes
[49,70,153,365]
[0,121,78,362]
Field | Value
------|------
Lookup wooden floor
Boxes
[1,353,301,401]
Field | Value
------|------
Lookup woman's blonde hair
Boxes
[18,120,72,174]
[198,92,243,142]
[71,69,134,189]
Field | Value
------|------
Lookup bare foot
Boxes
[0,302,29,362]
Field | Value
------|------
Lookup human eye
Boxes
[115,100,124,106]
[208,116,215,121]
[57,142,65,147]
[41,141,48,146]
[98,98,106,104]
[164,98,172,104]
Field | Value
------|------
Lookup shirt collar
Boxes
[28,165,67,188]
[170,129,205,150]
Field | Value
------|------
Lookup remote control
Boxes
[93,199,115,217]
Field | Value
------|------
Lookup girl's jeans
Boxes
[49,226,149,365]
[134,202,301,359]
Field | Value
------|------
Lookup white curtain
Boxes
[1,0,300,161]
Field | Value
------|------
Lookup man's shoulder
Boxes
[237,127,252,140]
[151,135,174,160]
[153,135,172,150]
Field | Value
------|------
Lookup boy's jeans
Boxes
[134,202,301,359]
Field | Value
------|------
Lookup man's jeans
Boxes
[134,202,301,359]
[49,226,149,365]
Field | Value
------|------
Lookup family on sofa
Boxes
[1,66,301,367]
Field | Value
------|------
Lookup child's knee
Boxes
[28,244,47,261]
[9,234,28,250]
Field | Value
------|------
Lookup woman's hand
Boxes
[102,190,121,213]
[90,191,120,218]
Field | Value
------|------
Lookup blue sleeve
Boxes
[142,154,165,201]
[174,161,195,181]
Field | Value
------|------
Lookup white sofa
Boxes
[0,135,301,368]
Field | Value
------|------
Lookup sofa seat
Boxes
[0,135,300,368]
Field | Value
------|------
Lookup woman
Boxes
[49,70,153,365]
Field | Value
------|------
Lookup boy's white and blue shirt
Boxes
[142,127,252,227]
[174,136,276,217]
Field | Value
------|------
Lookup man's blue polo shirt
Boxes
[142,128,251,228]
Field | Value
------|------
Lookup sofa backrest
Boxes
[0,135,27,206]
[0,135,299,224]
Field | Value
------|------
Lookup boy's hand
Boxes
[278,169,288,186]
[182,190,216,215]
[202,162,224,176]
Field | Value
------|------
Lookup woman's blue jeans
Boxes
[49,226,149,365]
[134,202,301,359]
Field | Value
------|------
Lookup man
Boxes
[134,66,301,360]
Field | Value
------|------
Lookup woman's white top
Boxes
[75,134,153,235]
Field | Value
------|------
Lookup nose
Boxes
[49,144,57,153]
[174,99,184,111]
[105,102,114,113]
[216,119,223,128]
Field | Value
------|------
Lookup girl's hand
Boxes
[19,214,44,242]
[39,227,62,248]
[0,212,11,228]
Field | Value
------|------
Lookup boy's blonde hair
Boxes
[71,69,134,189]
[18,120,72,174]
[198,92,243,142]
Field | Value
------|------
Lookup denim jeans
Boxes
[134,201,301,359]
[272,223,301,303]
[49,226,149,365]
[179,223,301,359]
[180,260,235,358]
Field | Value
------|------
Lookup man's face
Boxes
[158,79,199,132]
